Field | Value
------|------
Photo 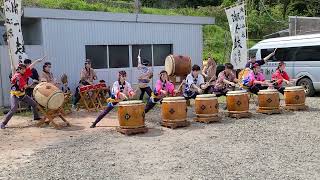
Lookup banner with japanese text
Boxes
[225,4,247,69]
[3,0,28,70]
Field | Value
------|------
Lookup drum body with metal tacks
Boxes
[226,90,249,113]
[161,97,187,123]
[118,100,145,129]
[195,94,219,117]
[33,82,65,110]
[284,86,306,107]
[258,89,280,110]
[165,55,191,76]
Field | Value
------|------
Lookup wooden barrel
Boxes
[33,82,65,110]
[226,90,249,113]
[195,94,219,117]
[284,86,306,107]
[165,55,191,76]
[118,100,145,129]
[161,97,187,122]
[258,89,280,110]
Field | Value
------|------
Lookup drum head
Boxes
[196,94,216,98]
[165,55,174,76]
[119,100,143,105]
[162,96,185,102]
[48,92,65,110]
[258,89,278,95]
[285,86,304,91]
[226,90,248,96]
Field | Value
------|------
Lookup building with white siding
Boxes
[0,8,214,107]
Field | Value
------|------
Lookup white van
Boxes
[249,34,320,96]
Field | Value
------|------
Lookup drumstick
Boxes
[176,81,185,93]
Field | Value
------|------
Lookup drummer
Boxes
[137,59,153,100]
[183,64,206,100]
[246,49,276,69]
[23,59,40,97]
[213,63,238,97]
[1,60,43,129]
[202,57,217,93]
[40,62,58,85]
[245,63,271,94]
[90,70,135,128]
[80,59,97,85]
[271,61,291,94]
[145,70,178,113]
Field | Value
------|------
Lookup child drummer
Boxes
[144,70,178,113]
[1,59,43,129]
[271,61,291,94]
[213,63,238,96]
[90,70,135,128]
[183,64,206,100]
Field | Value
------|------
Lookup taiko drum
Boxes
[118,100,145,129]
[284,86,306,107]
[226,90,249,113]
[161,97,187,123]
[33,82,65,110]
[258,89,280,110]
[165,55,191,76]
[195,94,219,117]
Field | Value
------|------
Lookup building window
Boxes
[132,45,152,67]
[85,45,108,69]
[109,45,129,68]
[153,44,172,66]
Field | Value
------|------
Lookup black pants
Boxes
[73,86,81,106]
[144,98,161,113]
[204,85,215,94]
[92,102,118,126]
[277,87,285,94]
[25,88,34,97]
[139,87,152,100]
[249,85,268,95]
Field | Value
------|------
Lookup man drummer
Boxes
[137,58,153,100]
[23,59,40,97]
[246,49,276,69]
[183,64,206,100]
[202,57,217,93]
[1,60,43,129]
[145,70,178,113]
[213,63,238,97]
[90,70,135,128]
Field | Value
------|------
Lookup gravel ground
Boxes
[1,98,320,180]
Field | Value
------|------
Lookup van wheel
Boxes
[297,78,315,97]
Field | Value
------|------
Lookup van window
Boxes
[248,49,257,57]
[294,46,320,61]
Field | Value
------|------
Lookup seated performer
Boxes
[24,59,39,97]
[202,57,217,93]
[138,59,153,100]
[99,79,111,97]
[80,59,97,85]
[1,60,43,129]
[244,63,270,95]
[183,64,205,100]
[40,62,58,85]
[90,71,135,128]
[271,61,291,94]
[145,70,177,113]
[246,48,276,69]
[72,78,91,109]
[213,63,238,96]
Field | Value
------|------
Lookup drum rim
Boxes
[165,55,174,75]
[284,86,305,91]
[258,89,279,94]
[162,96,185,101]
[196,94,216,98]
[119,100,144,105]
[47,91,65,109]
[226,90,248,95]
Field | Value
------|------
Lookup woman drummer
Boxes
[245,63,271,95]
[90,70,135,128]
[271,61,291,94]
[144,70,178,113]
[202,57,217,93]
[40,62,58,85]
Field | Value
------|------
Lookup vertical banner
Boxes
[225,4,247,69]
[3,0,28,71]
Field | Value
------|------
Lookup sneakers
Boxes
[0,123,6,129]
[90,124,96,128]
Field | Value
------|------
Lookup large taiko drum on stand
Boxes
[165,55,191,76]
[257,89,281,114]
[118,100,145,129]
[161,97,187,123]
[194,94,220,122]
[226,90,249,113]
[284,86,307,110]
[33,82,65,110]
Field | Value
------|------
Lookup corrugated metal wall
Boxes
[0,45,43,106]
[41,18,203,91]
